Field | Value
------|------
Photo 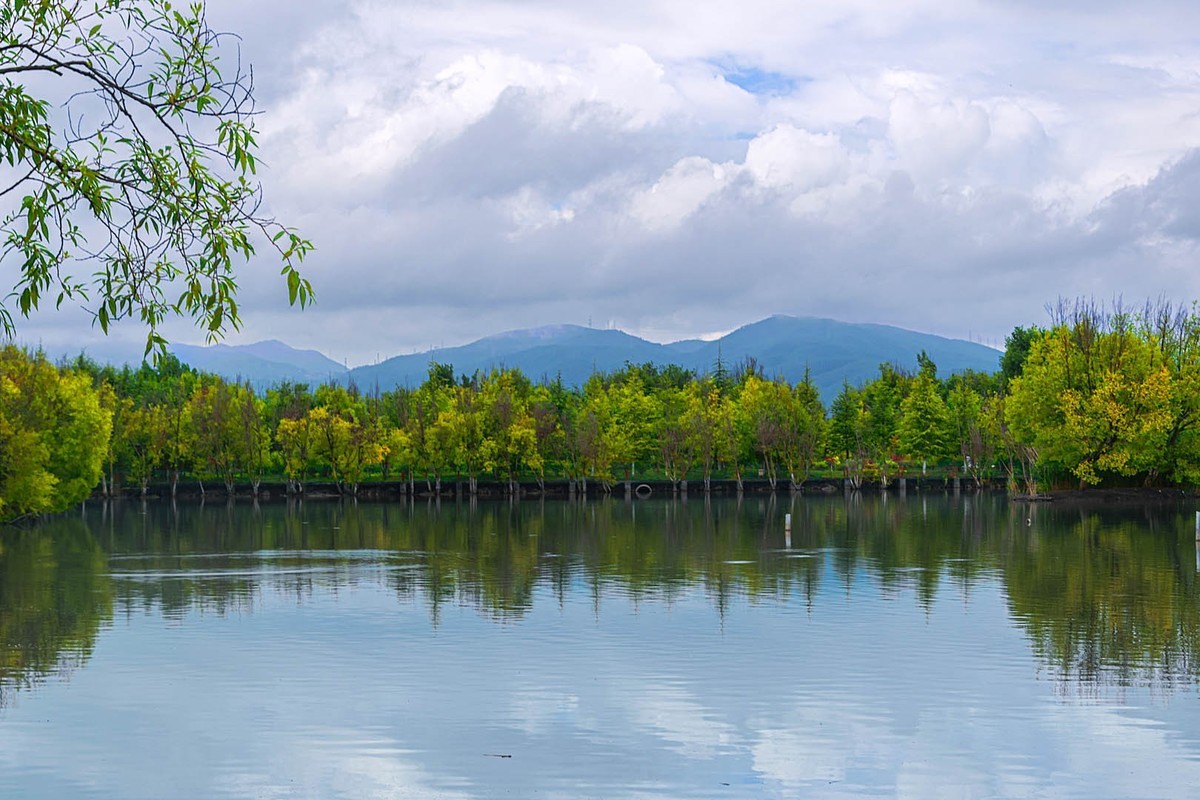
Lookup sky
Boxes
[12,0,1200,365]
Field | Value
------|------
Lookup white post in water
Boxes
[1195,511,1199,539]
[784,513,792,549]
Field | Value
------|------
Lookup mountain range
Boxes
[169,315,1002,402]
[171,340,349,387]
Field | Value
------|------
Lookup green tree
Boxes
[897,361,950,474]
[307,405,381,496]
[183,378,239,494]
[738,374,789,490]
[0,379,56,517]
[0,0,311,352]
[0,347,111,520]
[1137,302,1200,484]
[377,423,411,482]
[158,371,196,497]
[406,371,454,493]
[655,385,697,489]
[828,382,870,486]
[446,381,485,494]
[685,379,722,493]
[576,374,659,489]
[779,371,826,490]
[528,383,567,490]
[1006,325,1173,486]
[711,386,745,490]
[276,414,314,494]
[607,374,661,480]
[863,363,907,456]
[233,385,271,494]
[946,382,988,485]
[999,326,1041,387]
[478,369,540,494]
[982,393,1039,493]
[112,400,165,495]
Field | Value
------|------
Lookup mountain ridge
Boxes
[167,315,1000,401]
[170,340,348,387]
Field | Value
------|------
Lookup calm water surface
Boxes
[2,494,1200,798]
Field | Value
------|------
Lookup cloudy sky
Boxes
[17,0,1200,364]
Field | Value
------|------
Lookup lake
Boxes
[2,493,1199,798]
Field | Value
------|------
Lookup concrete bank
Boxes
[99,474,1002,501]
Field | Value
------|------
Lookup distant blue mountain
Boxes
[170,339,348,389]
[168,317,1000,401]
[351,324,668,391]
[690,316,1001,399]
[348,316,1000,401]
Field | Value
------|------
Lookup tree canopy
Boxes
[0,345,110,519]
[0,0,311,353]
[11,297,1200,522]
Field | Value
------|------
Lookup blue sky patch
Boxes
[721,65,805,96]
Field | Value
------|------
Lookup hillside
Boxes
[167,316,1000,401]
[348,316,1000,401]
[170,340,349,389]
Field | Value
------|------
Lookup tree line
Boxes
[5,298,1200,521]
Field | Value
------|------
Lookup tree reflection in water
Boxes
[0,517,112,706]
[3,494,1199,704]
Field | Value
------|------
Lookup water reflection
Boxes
[5,495,1200,799]
[2,494,1199,704]
[1002,504,1200,689]
[0,518,111,706]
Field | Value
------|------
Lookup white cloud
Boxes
[887,91,992,182]
[496,186,576,238]
[743,125,850,194]
[630,156,729,230]
[16,0,1200,362]
[630,684,737,758]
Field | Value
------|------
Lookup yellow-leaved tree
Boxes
[0,347,111,521]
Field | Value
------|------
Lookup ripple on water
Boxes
[3,495,1200,800]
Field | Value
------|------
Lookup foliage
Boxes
[999,326,1041,387]
[897,356,949,471]
[0,347,111,520]
[11,297,1200,511]
[1007,320,1178,485]
[0,0,311,353]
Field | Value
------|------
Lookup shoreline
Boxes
[94,475,991,501]
[92,477,1199,504]
[1011,487,1200,505]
